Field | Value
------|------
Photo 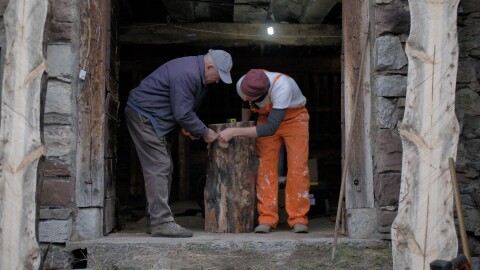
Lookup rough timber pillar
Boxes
[205,121,257,233]
[391,0,461,269]
[0,0,48,269]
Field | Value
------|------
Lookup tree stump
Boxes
[205,121,257,233]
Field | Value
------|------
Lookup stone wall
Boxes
[39,0,77,246]
[372,0,480,255]
[372,0,409,239]
[456,0,480,256]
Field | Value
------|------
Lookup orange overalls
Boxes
[251,74,311,228]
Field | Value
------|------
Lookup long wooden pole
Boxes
[449,157,471,264]
[331,26,369,261]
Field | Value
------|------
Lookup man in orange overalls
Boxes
[219,69,310,233]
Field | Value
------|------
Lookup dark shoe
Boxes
[292,223,309,233]
[151,222,193,238]
[146,215,151,234]
[254,224,272,233]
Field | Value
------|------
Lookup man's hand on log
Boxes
[218,128,234,142]
[203,128,218,143]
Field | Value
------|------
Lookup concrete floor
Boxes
[65,201,389,269]
[115,200,337,238]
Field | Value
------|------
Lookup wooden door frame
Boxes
[75,0,113,238]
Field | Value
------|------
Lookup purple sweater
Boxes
[127,55,209,138]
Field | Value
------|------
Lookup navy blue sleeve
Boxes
[170,75,208,138]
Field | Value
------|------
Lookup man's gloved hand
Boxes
[181,128,199,140]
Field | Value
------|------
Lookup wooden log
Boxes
[391,0,461,269]
[205,121,257,233]
[0,0,48,269]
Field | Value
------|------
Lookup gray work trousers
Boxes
[124,106,174,226]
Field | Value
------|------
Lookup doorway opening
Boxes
[113,43,342,234]
[112,0,344,235]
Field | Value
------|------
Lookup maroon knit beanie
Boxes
[240,69,270,97]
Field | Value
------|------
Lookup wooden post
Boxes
[204,121,257,233]
[0,0,48,269]
[391,1,460,269]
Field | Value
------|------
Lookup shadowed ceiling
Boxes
[118,0,342,47]
[119,0,342,25]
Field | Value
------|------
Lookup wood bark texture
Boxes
[205,121,257,233]
[391,1,460,269]
[0,0,48,269]
[76,0,107,208]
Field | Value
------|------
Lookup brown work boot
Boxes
[254,224,272,233]
[292,223,309,233]
[151,222,193,238]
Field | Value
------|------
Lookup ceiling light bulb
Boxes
[267,26,274,35]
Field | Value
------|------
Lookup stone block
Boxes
[459,0,480,13]
[377,225,391,233]
[74,208,103,240]
[375,35,408,70]
[375,129,402,173]
[49,21,72,42]
[375,75,407,97]
[39,219,70,243]
[377,208,398,226]
[464,208,480,233]
[467,161,480,171]
[457,59,478,84]
[374,173,401,206]
[52,0,74,22]
[346,208,377,239]
[40,243,71,269]
[40,179,74,208]
[392,108,405,126]
[376,97,396,128]
[465,139,480,157]
[233,1,268,22]
[44,158,71,177]
[456,88,480,117]
[40,208,71,220]
[46,79,72,115]
[375,1,410,35]
[44,124,73,159]
[471,48,480,59]
[47,44,73,78]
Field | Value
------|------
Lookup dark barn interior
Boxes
[115,0,343,231]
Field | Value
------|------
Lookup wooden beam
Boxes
[120,22,341,46]
[76,0,108,208]
[343,0,374,209]
[0,0,48,269]
[391,0,461,269]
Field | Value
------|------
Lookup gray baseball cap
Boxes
[209,49,233,84]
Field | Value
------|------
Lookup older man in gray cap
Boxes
[125,49,233,237]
